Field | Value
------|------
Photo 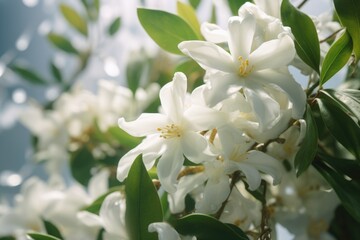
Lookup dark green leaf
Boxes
[294,104,318,176]
[317,92,360,160]
[333,0,360,62]
[313,159,360,223]
[320,31,353,86]
[137,8,199,54]
[60,4,88,36]
[189,0,201,9]
[10,65,47,85]
[108,17,121,36]
[334,89,360,122]
[82,187,121,215]
[50,62,62,83]
[125,156,163,240]
[70,147,96,186]
[96,229,105,240]
[43,220,63,240]
[330,205,360,239]
[0,237,16,240]
[281,0,320,73]
[108,126,141,149]
[177,1,202,39]
[227,0,250,15]
[175,213,249,240]
[27,233,61,240]
[47,33,79,55]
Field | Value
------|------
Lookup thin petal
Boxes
[243,82,281,130]
[249,35,295,70]
[181,131,209,164]
[254,70,306,119]
[157,140,184,193]
[197,175,230,214]
[99,192,127,238]
[148,222,181,240]
[117,136,162,182]
[179,41,235,73]
[118,113,168,137]
[228,15,256,60]
[244,150,283,185]
[88,169,109,198]
[184,105,228,131]
[160,72,187,122]
[201,22,228,43]
[227,161,262,190]
[77,211,102,227]
[168,173,207,213]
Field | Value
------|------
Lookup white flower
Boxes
[179,8,306,123]
[117,72,226,193]
[218,125,283,190]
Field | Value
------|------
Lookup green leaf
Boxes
[0,237,16,240]
[333,0,360,62]
[333,89,360,122]
[227,0,250,15]
[330,205,360,239]
[60,4,88,36]
[137,8,199,54]
[320,31,353,86]
[50,62,62,83]
[82,187,121,215]
[47,33,79,55]
[107,126,141,149]
[189,0,201,9]
[27,233,61,240]
[10,64,47,85]
[108,17,121,36]
[281,0,320,73]
[318,153,360,181]
[175,213,249,240]
[294,104,318,176]
[313,159,360,223]
[177,1,202,39]
[125,156,163,240]
[70,147,96,186]
[43,220,63,240]
[317,92,360,160]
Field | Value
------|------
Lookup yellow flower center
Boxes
[238,56,254,77]
[157,124,182,139]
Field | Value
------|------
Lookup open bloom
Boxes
[179,8,306,125]
[117,72,226,193]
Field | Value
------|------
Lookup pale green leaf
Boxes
[177,1,202,39]
[108,17,121,36]
[47,33,79,55]
[10,64,47,85]
[60,4,88,36]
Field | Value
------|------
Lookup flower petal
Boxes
[117,136,163,182]
[160,72,187,122]
[179,41,235,73]
[254,70,306,119]
[201,22,228,43]
[118,113,168,137]
[227,161,262,190]
[168,173,207,213]
[249,35,295,70]
[157,140,184,193]
[181,131,209,164]
[148,222,181,240]
[228,15,256,60]
[184,105,228,131]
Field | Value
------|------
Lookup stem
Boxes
[319,28,343,43]
[297,0,308,8]
[259,182,271,240]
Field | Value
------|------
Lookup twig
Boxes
[319,28,343,43]
[297,0,308,8]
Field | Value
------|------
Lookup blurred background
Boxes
[0,0,337,200]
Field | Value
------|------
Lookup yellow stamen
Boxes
[157,124,182,139]
[238,56,254,77]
